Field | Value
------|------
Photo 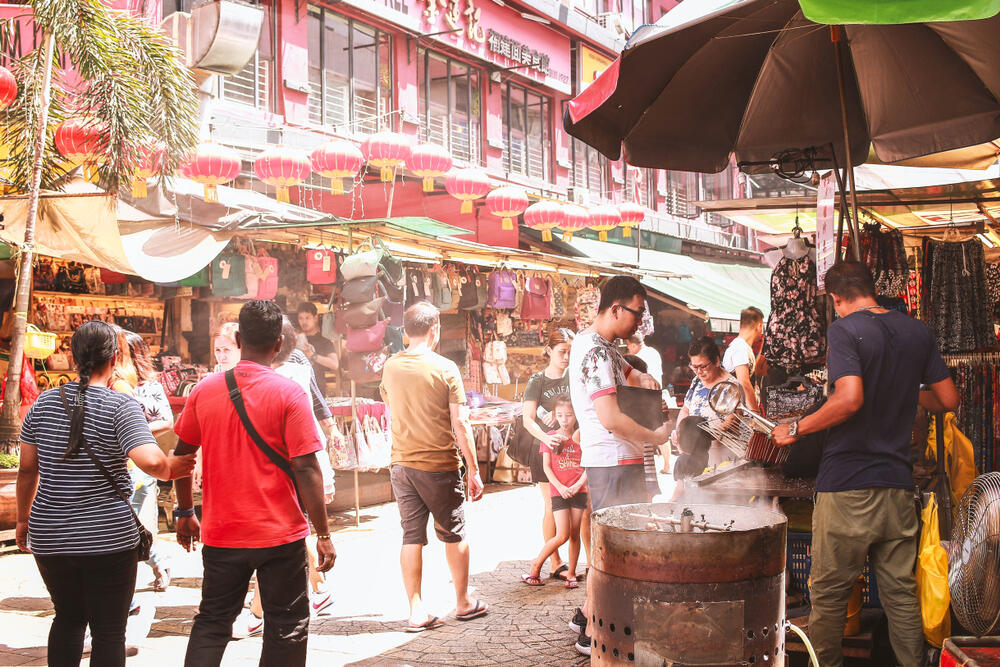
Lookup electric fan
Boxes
[949,472,1000,635]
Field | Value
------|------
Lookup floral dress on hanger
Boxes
[762,255,826,371]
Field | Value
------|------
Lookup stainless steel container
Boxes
[588,503,787,666]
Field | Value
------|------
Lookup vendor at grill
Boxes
[772,261,958,667]
[670,336,735,492]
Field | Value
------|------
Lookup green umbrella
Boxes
[799,0,1000,25]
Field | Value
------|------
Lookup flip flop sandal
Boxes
[521,574,545,586]
[405,616,444,633]
[565,577,579,589]
[550,564,570,581]
[457,600,489,621]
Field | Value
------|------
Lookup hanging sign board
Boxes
[815,171,836,290]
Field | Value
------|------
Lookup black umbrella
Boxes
[565,0,1000,175]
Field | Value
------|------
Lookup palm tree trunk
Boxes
[0,32,55,454]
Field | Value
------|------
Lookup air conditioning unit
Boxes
[597,12,633,37]
[567,187,589,206]
[161,0,264,76]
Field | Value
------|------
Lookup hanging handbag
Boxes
[340,297,386,329]
[340,242,382,282]
[306,249,339,285]
[406,268,428,306]
[58,388,153,561]
[179,268,209,287]
[340,275,380,305]
[458,268,478,310]
[521,275,551,320]
[211,253,248,298]
[250,249,279,300]
[354,419,374,471]
[346,319,388,353]
[363,416,391,469]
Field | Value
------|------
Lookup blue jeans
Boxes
[129,469,165,568]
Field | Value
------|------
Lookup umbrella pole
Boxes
[832,27,862,261]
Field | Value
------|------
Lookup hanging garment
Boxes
[986,263,1000,320]
[761,256,826,370]
[926,239,991,353]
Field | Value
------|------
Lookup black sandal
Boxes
[550,564,570,581]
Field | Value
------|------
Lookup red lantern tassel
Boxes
[563,230,573,241]
[381,166,392,182]
[423,177,434,192]
[502,217,513,230]
[277,186,290,203]
[623,227,632,237]
[599,231,608,241]
[330,179,344,195]
[461,200,473,214]
[542,230,552,242]
[132,179,147,199]
[204,184,218,203]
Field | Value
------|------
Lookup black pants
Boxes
[184,539,309,667]
[674,416,712,481]
[34,548,138,667]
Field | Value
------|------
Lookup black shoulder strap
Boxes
[58,387,146,533]
[224,369,303,507]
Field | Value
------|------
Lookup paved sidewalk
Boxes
[0,482,602,666]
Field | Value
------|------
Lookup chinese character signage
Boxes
[815,171,837,290]
[486,29,549,75]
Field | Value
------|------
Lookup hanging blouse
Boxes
[761,255,826,370]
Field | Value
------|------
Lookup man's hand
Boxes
[315,538,336,572]
[15,521,29,553]
[177,515,201,552]
[166,451,197,480]
[467,470,484,501]
[771,423,797,447]
[637,373,661,390]
[651,422,672,446]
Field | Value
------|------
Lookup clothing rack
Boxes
[942,351,1000,476]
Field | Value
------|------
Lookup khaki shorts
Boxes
[390,465,466,545]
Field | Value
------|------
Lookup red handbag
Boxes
[521,275,551,321]
[307,249,338,285]
[345,319,388,353]
[100,268,128,284]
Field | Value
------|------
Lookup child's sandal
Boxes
[521,574,545,586]
[565,577,579,589]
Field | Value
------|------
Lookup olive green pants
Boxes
[808,488,923,667]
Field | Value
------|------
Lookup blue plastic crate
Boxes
[787,531,881,608]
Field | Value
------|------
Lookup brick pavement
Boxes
[0,482,605,666]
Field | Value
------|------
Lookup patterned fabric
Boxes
[762,256,826,370]
[848,224,908,297]
[986,263,1000,320]
[133,381,172,425]
[550,278,565,320]
[684,375,733,419]
[575,285,600,332]
[926,239,991,353]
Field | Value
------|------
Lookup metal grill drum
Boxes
[589,503,787,666]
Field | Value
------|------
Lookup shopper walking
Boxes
[521,328,574,582]
[380,301,488,632]
[14,320,195,667]
[172,301,335,667]
[568,276,670,656]
[722,307,764,413]
[773,262,959,667]
[521,394,587,590]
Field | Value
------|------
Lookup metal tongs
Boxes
[708,380,777,435]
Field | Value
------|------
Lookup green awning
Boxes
[567,237,771,328]
[798,0,1000,24]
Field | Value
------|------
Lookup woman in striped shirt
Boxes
[15,320,195,667]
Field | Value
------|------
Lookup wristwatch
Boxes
[788,421,800,438]
[173,507,195,520]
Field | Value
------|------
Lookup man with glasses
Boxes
[567,275,671,656]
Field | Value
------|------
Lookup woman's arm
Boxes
[128,443,196,481]
[15,443,39,552]
[522,400,559,447]
[542,452,569,497]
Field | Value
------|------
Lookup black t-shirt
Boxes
[818,310,950,493]
[307,333,336,395]
[523,371,569,432]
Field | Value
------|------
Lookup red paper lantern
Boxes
[408,144,452,192]
[254,146,311,203]
[54,117,107,181]
[0,66,17,110]
[131,143,165,198]
[485,186,529,231]
[589,205,623,242]
[618,202,645,238]
[310,140,363,194]
[362,131,412,182]
[179,142,241,203]
[445,168,491,214]
[559,204,589,242]
[523,200,565,242]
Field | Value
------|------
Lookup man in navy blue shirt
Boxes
[773,261,958,667]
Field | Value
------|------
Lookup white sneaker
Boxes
[232,609,263,639]
[310,591,333,616]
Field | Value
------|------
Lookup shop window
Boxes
[218,2,274,111]
[502,82,551,181]
[664,170,699,217]
[308,8,393,134]
[571,136,608,200]
[417,49,481,164]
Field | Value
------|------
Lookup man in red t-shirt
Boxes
[172,301,335,667]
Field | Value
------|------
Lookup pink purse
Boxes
[345,319,388,353]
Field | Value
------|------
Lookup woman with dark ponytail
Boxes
[15,320,196,666]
